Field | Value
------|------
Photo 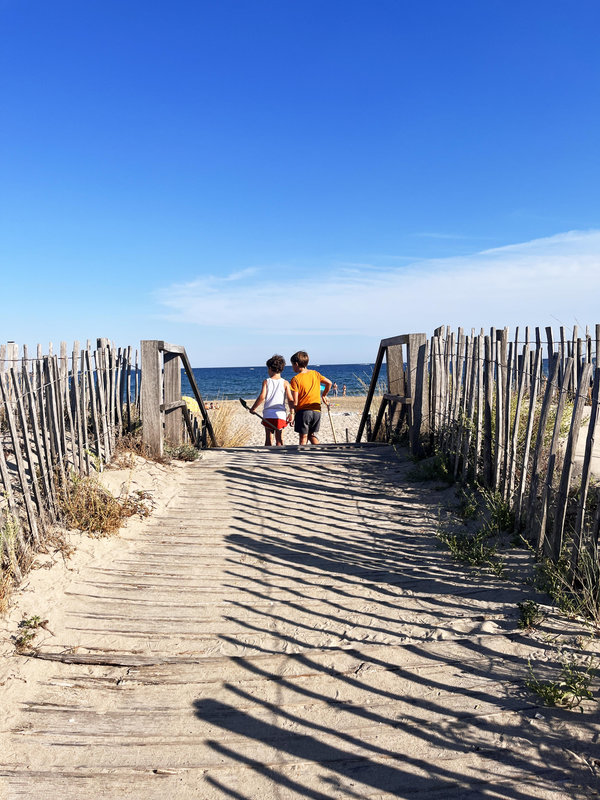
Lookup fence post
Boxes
[141,340,163,458]
[407,333,429,456]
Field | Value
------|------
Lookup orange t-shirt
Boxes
[290,370,324,411]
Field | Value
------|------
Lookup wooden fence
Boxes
[0,338,139,579]
[360,324,600,574]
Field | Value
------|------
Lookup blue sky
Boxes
[1,0,599,365]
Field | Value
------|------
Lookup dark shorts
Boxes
[294,409,321,435]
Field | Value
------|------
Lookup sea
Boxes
[180,363,381,401]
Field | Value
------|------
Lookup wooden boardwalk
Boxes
[1,444,597,799]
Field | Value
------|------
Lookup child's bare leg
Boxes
[264,429,274,446]
[298,433,308,445]
[308,434,319,445]
[275,429,284,446]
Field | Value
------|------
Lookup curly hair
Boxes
[266,354,286,373]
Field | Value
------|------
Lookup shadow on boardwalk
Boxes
[1,445,598,799]
[189,447,598,799]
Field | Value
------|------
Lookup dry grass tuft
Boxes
[208,401,252,447]
[182,396,252,448]
[0,570,15,615]
[59,474,152,537]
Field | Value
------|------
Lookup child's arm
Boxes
[249,381,267,414]
[285,382,295,423]
[320,375,333,405]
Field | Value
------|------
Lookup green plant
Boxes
[14,615,47,653]
[517,599,545,629]
[457,487,478,520]
[408,453,453,485]
[526,656,597,710]
[478,488,514,535]
[437,526,505,576]
[165,443,201,461]
[535,546,600,625]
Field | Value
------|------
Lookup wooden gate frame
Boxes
[141,340,217,457]
[356,333,429,455]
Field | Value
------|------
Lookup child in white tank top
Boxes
[249,354,295,446]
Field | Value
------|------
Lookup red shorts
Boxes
[262,418,287,430]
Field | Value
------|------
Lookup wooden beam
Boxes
[356,344,386,443]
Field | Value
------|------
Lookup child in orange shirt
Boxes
[289,351,333,445]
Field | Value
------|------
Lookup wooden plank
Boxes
[450,331,465,461]
[36,359,58,509]
[513,347,542,532]
[43,357,64,474]
[71,342,85,473]
[385,343,405,435]
[370,395,389,443]
[0,374,40,542]
[534,358,573,555]
[571,366,600,573]
[501,338,514,499]
[134,348,140,410]
[21,365,54,519]
[545,326,555,377]
[460,334,477,479]
[356,344,385,444]
[482,335,493,486]
[94,348,111,461]
[125,345,132,432]
[548,361,593,561]
[493,329,507,491]
[141,340,163,458]
[406,333,428,455]
[164,353,183,446]
[50,355,68,461]
[85,348,103,469]
[473,331,484,481]
[379,334,409,348]
[9,367,45,520]
[0,437,26,568]
[79,350,91,475]
[381,393,411,404]
[107,345,117,449]
[506,345,528,502]
[115,347,123,436]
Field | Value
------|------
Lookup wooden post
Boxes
[356,343,386,443]
[407,333,429,456]
[164,352,183,446]
[549,362,593,561]
[141,340,163,458]
[386,343,405,434]
[571,367,600,574]
[535,358,573,554]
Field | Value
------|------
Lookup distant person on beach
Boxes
[249,354,294,446]
[332,382,338,397]
[342,384,347,396]
[289,351,333,445]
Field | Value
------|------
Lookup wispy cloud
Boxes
[156,230,600,337]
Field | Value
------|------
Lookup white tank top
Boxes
[263,378,287,419]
